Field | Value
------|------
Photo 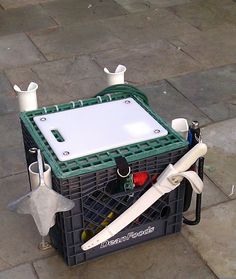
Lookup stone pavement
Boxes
[0,0,235,278]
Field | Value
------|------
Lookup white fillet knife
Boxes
[81,142,207,251]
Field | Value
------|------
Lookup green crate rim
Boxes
[20,88,188,178]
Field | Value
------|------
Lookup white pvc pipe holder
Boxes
[28,162,55,226]
[14,82,38,112]
[171,118,189,140]
[104,65,126,86]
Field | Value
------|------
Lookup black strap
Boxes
[115,156,130,178]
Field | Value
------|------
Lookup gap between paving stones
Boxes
[180,231,219,279]
[181,198,236,279]
[24,32,51,62]
[204,173,232,200]
[166,38,205,66]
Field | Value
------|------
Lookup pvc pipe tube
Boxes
[29,162,52,190]
[14,82,38,112]
[171,118,189,140]
[28,162,55,226]
[104,65,126,86]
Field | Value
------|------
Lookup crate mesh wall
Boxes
[22,121,188,266]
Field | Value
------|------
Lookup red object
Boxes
[133,172,149,187]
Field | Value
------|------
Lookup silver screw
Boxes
[29,147,38,154]
[172,177,179,184]
[125,100,131,104]
[40,117,46,121]
[63,151,70,156]
[154,129,160,134]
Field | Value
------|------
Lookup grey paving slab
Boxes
[168,1,235,31]
[0,113,22,148]
[0,264,37,279]
[175,24,236,68]
[168,64,236,122]
[0,0,38,8]
[42,0,126,26]
[0,72,11,93]
[0,33,45,70]
[201,119,236,199]
[0,145,26,178]
[6,56,106,106]
[28,21,123,61]
[223,3,236,26]
[0,5,57,36]
[0,258,10,272]
[0,72,17,113]
[33,234,215,279]
[114,0,191,13]
[140,80,211,125]
[182,199,236,278]
[0,173,56,266]
[93,41,201,84]
[0,0,55,9]
[100,9,201,46]
[187,175,229,213]
[0,92,17,115]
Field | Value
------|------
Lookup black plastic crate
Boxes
[21,121,187,265]
[20,87,189,266]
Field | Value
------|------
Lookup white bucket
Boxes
[171,118,189,140]
[14,82,38,112]
[104,65,126,86]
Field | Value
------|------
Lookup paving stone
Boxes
[0,5,57,36]
[168,64,236,122]
[0,173,56,266]
[0,0,38,8]
[187,175,229,213]
[168,1,236,31]
[33,234,215,279]
[0,0,55,9]
[100,9,201,46]
[0,145,27,178]
[0,33,45,70]
[0,72,17,113]
[6,56,106,106]
[28,21,123,61]
[223,3,236,26]
[201,119,236,199]
[140,80,211,125]
[114,0,191,13]
[0,90,17,114]
[174,24,236,68]
[0,258,10,272]
[0,264,37,279]
[0,72,11,93]
[93,40,201,84]
[182,200,236,278]
[0,113,22,148]
[42,0,126,26]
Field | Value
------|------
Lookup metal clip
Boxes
[42,107,47,114]
[117,167,131,178]
[70,101,75,109]
[96,96,102,103]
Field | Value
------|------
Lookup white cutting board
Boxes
[34,98,168,161]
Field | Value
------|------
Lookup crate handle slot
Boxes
[51,129,65,142]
